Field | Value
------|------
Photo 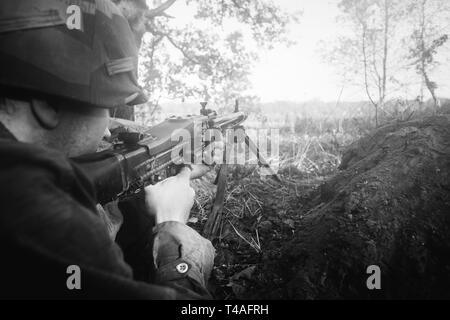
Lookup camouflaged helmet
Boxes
[0,0,147,108]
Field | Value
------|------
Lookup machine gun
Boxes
[73,102,279,238]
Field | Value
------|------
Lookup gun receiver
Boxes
[73,104,279,222]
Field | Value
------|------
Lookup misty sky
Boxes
[160,0,450,103]
[250,0,345,102]
[250,0,450,102]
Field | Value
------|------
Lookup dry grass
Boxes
[189,127,357,250]
[186,117,369,298]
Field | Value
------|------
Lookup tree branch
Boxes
[146,0,177,18]
[381,0,389,105]
[165,34,201,65]
[362,25,377,109]
[148,36,163,75]
[146,20,202,66]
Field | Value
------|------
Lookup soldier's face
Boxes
[0,97,111,157]
[51,105,110,157]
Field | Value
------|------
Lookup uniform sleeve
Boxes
[152,222,215,297]
[100,201,215,298]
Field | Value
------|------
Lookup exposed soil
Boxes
[191,115,450,299]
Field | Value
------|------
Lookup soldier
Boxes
[0,0,214,299]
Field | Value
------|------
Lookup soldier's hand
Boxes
[144,167,195,225]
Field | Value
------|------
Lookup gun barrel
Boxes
[209,112,247,129]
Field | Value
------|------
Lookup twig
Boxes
[247,191,262,204]
[146,0,177,18]
[306,157,320,171]
[194,198,204,216]
[226,185,241,202]
[244,199,255,216]
[228,221,261,253]
[255,229,261,250]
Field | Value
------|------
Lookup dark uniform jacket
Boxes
[0,122,214,299]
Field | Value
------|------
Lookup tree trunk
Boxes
[423,69,440,109]
[113,0,149,120]
[418,0,440,109]
[113,0,148,47]
[380,0,389,115]
[361,25,378,127]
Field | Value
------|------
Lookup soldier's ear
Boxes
[30,98,60,129]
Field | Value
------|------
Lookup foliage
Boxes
[135,0,299,123]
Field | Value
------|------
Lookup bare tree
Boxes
[325,0,404,127]
[407,0,449,109]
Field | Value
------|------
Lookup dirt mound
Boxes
[277,115,450,299]
[192,115,450,299]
